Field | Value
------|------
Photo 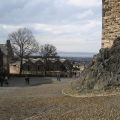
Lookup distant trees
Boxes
[40,44,58,75]
[40,44,58,58]
[8,28,39,75]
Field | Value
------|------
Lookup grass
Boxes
[63,86,120,98]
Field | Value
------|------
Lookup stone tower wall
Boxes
[102,0,120,48]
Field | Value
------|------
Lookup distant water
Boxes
[58,52,97,57]
[31,52,97,57]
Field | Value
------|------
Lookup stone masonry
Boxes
[102,0,120,48]
[0,40,13,75]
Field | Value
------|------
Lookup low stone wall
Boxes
[46,71,72,77]
[10,65,72,77]
[10,65,20,74]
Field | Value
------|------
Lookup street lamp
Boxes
[83,59,86,69]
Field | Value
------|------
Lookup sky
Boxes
[0,0,102,53]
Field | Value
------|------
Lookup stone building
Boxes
[0,48,4,75]
[102,0,120,48]
[10,58,73,77]
[0,40,14,75]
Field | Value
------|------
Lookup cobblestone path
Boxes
[0,77,120,120]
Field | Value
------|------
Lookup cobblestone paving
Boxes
[0,77,120,120]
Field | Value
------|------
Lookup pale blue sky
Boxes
[0,0,102,53]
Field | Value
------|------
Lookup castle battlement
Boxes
[102,0,120,48]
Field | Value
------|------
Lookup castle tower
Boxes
[6,40,14,59]
[102,0,120,48]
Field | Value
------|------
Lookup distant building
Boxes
[0,48,4,75]
[10,58,73,77]
[0,40,14,75]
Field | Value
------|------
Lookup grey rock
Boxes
[71,37,120,94]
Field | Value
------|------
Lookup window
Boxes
[57,65,59,70]
[27,65,31,71]
[37,65,40,71]
[47,65,50,71]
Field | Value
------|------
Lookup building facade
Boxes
[0,40,14,75]
[10,58,73,77]
[0,48,4,75]
[102,0,120,48]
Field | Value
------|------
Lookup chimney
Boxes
[6,40,10,46]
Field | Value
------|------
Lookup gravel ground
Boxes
[0,76,120,120]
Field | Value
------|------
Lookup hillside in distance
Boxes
[58,52,97,57]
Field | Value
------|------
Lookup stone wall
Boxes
[10,65,20,74]
[10,65,72,77]
[0,48,4,74]
[4,40,13,75]
[102,0,120,48]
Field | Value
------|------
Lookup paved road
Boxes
[0,76,120,120]
[0,76,78,97]
[3,76,77,87]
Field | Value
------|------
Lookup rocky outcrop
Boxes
[71,37,120,94]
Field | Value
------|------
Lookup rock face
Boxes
[71,37,120,94]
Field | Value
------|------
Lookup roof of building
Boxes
[59,58,66,63]
[0,44,8,55]
[29,58,44,63]
[11,58,70,67]
[10,58,27,66]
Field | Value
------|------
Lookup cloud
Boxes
[80,20,102,31]
[66,0,101,7]
[0,0,102,53]
[35,36,101,52]
[32,18,101,37]
[75,10,93,19]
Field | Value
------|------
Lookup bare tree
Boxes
[8,28,39,75]
[40,44,58,75]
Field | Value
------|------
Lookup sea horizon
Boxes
[58,51,97,57]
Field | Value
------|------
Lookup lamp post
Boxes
[83,59,86,69]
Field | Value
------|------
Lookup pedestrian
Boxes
[79,72,80,76]
[0,76,1,86]
[25,75,27,84]
[25,77,27,84]
[56,73,59,81]
[27,76,30,84]
[25,76,30,84]
[66,72,67,77]
[5,76,9,86]
[74,72,76,77]
[58,73,61,81]
[0,76,4,87]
